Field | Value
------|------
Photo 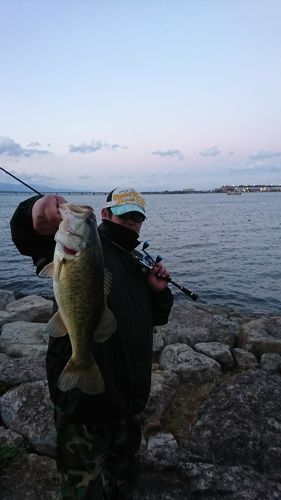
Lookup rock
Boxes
[165,326,215,347]
[0,357,46,391]
[194,342,234,371]
[0,321,48,358]
[0,353,10,365]
[162,303,238,348]
[0,381,56,457]
[238,316,281,357]
[168,303,218,329]
[147,432,178,451]
[0,427,24,447]
[137,452,281,499]
[161,304,218,345]
[159,344,222,383]
[186,369,281,481]
[134,472,190,499]
[232,348,258,371]
[0,453,60,500]
[143,433,179,469]
[260,353,281,373]
[179,462,281,499]
[0,290,15,310]
[1,294,281,498]
[4,295,53,323]
[144,370,179,418]
[0,310,14,328]
[153,332,164,355]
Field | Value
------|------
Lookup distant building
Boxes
[216,184,281,193]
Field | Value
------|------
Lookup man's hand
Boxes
[32,195,67,235]
[147,261,170,292]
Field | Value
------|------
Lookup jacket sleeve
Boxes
[151,287,174,326]
[10,195,56,274]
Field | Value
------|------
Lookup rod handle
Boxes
[167,277,198,301]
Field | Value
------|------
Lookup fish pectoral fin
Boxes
[46,311,68,337]
[58,357,105,395]
[39,262,54,278]
[54,258,66,281]
[104,268,113,297]
[93,304,117,343]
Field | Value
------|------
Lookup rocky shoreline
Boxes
[1,290,281,499]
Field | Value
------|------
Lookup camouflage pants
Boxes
[54,410,142,500]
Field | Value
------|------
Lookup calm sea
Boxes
[0,192,280,314]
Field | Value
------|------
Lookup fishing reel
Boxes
[134,241,162,272]
[134,241,199,301]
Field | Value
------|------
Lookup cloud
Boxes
[249,150,281,160]
[69,140,127,154]
[229,162,281,175]
[152,149,184,161]
[200,145,221,157]
[0,136,49,157]
[26,141,41,147]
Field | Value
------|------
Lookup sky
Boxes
[1,0,281,192]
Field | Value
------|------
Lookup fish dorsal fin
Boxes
[39,262,54,278]
[93,304,117,343]
[104,268,113,297]
[46,311,68,337]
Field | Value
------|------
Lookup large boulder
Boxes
[0,453,60,500]
[179,462,281,499]
[238,316,281,357]
[159,344,222,383]
[161,303,238,347]
[0,380,56,457]
[186,369,281,481]
[194,342,234,371]
[137,450,281,499]
[0,321,48,358]
[0,357,46,391]
[3,295,53,324]
[232,348,258,371]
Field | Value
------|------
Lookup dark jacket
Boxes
[10,197,173,423]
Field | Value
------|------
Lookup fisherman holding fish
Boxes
[10,187,173,499]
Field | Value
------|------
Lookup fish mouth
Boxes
[63,246,78,255]
[62,204,94,214]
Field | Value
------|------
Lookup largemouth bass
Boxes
[40,203,116,395]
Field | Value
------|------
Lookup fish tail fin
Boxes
[57,357,105,395]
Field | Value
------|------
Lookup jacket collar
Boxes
[98,220,140,251]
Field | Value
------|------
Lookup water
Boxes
[0,192,280,314]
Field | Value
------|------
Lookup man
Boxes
[10,187,173,499]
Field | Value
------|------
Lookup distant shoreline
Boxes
[1,189,281,195]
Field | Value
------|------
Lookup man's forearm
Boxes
[10,195,56,271]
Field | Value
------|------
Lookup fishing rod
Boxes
[0,165,43,196]
[101,234,199,301]
[136,241,199,301]
[1,165,199,301]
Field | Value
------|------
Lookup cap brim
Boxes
[111,204,146,217]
